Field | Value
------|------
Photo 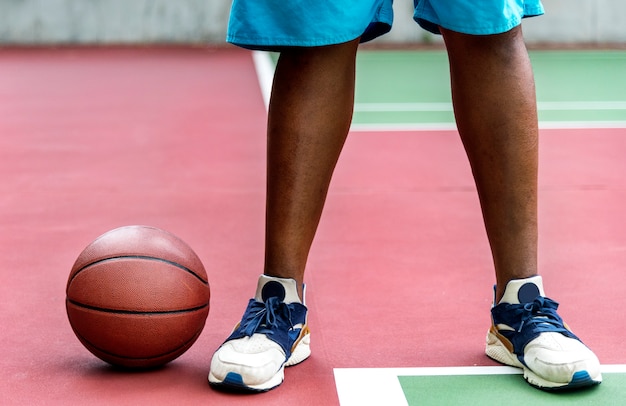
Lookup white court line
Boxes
[350,122,458,132]
[334,365,626,406]
[251,51,626,130]
[355,103,453,112]
[252,50,274,110]
[334,367,413,406]
[350,121,626,132]
[354,101,626,112]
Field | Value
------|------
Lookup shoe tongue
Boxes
[254,275,303,304]
[498,275,545,305]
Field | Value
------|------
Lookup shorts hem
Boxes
[434,18,523,35]
[226,33,364,51]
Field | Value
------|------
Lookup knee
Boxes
[442,25,528,66]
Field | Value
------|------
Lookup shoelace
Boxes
[239,297,294,337]
[493,296,581,356]
[515,297,569,333]
[492,296,567,334]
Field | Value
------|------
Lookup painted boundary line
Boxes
[252,50,273,110]
[334,366,521,406]
[252,51,626,131]
[349,121,626,132]
[334,365,626,406]
[354,101,626,112]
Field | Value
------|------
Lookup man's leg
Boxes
[441,26,601,390]
[440,26,538,302]
[209,39,360,392]
[265,39,360,300]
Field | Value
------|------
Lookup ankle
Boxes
[260,274,305,303]
[495,274,541,304]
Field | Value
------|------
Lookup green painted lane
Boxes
[355,51,452,104]
[399,372,624,405]
[531,51,626,103]
[353,50,626,125]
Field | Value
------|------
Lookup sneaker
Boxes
[208,275,311,392]
[486,276,602,390]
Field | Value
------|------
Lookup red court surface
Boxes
[1,47,625,405]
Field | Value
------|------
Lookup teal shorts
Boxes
[415,0,544,35]
[227,0,544,50]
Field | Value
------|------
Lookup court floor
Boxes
[1,46,625,405]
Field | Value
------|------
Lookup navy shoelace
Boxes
[239,297,294,337]
[515,297,569,333]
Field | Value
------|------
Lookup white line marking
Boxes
[334,365,626,406]
[350,121,626,132]
[354,101,626,112]
[350,122,458,132]
[355,103,453,112]
[334,368,410,406]
[252,51,275,111]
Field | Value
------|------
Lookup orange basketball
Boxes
[66,225,210,368]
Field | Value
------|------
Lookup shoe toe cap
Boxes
[210,335,286,385]
[524,333,601,383]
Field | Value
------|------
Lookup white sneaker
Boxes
[208,275,311,392]
[486,276,602,390]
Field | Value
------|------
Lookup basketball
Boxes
[66,225,210,368]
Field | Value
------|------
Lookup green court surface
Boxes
[399,372,622,405]
[352,50,626,128]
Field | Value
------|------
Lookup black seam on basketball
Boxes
[67,299,208,315]
[69,255,208,286]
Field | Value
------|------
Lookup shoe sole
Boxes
[208,331,311,392]
[485,330,602,390]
